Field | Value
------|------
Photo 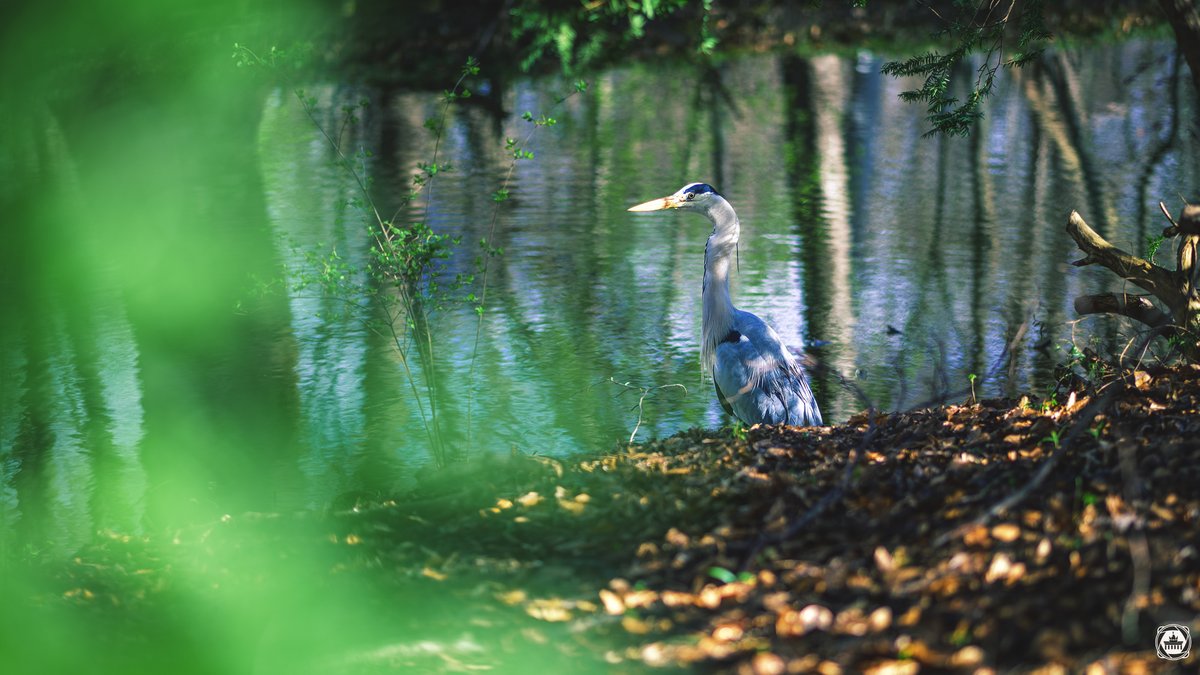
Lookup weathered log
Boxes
[1067,207,1200,361]
[1066,210,1176,299]
[1172,203,1200,235]
[1073,293,1171,329]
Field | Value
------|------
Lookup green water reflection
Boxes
[1,9,1196,670]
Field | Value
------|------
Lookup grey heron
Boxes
[628,183,823,427]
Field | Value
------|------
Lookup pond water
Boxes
[3,39,1197,548]
[1,37,1197,672]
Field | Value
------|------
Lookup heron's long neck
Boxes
[701,197,739,373]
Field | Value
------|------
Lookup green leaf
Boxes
[707,566,736,584]
[1145,234,1165,263]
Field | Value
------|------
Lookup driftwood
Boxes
[1067,203,1200,360]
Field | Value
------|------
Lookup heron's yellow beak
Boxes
[627,196,680,212]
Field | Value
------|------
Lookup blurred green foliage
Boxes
[510,0,718,72]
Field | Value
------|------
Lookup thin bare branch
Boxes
[607,378,688,444]
[1160,201,1181,237]
[466,85,587,440]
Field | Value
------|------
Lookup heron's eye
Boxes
[686,193,695,201]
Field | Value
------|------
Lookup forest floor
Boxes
[323,364,1200,673]
[28,366,1200,673]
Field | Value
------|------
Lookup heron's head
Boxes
[627,182,720,214]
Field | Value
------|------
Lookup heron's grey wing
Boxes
[718,311,823,426]
[713,378,735,417]
[779,358,822,426]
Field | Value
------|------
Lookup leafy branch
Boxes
[236,46,482,465]
[465,79,590,441]
[510,0,719,73]
[880,0,1051,136]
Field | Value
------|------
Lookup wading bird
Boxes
[628,183,823,427]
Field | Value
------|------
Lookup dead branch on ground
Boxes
[1067,203,1200,360]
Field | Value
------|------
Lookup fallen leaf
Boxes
[598,588,624,615]
[991,523,1021,542]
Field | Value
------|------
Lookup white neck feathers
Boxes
[700,196,739,373]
